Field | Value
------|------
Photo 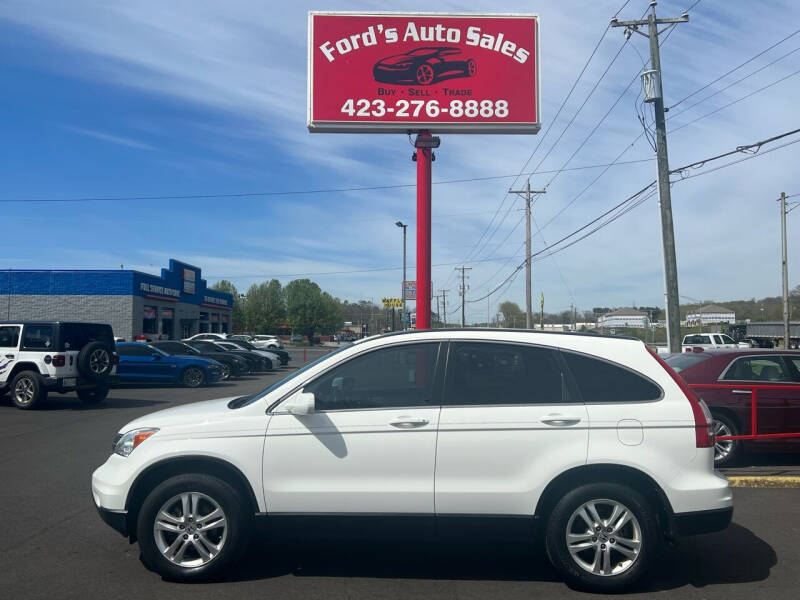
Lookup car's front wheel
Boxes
[137,474,250,581]
[181,367,205,388]
[11,371,47,409]
[545,482,657,593]
[219,363,231,380]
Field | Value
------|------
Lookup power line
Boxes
[667,27,800,111]
[668,67,800,134]
[0,158,655,204]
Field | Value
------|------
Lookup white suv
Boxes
[1,321,117,409]
[92,329,731,592]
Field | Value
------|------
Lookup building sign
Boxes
[203,295,229,307]
[139,282,180,298]
[182,268,196,294]
[403,281,417,300]
[308,12,539,134]
[382,297,403,308]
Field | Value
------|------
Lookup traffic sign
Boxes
[403,281,416,300]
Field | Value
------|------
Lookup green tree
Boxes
[243,279,286,334]
[210,280,244,334]
[320,292,343,336]
[285,279,328,344]
[499,301,524,327]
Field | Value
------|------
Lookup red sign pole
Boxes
[415,131,433,330]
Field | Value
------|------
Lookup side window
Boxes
[722,357,788,382]
[119,345,150,357]
[562,351,662,402]
[720,335,735,344]
[711,335,722,344]
[304,343,440,411]
[21,325,54,350]
[0,326,20,348]
[788,357,800,383]
[443,342,564,406]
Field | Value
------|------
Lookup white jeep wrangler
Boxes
[0,321,117,409]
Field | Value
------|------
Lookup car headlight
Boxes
[113,427,159,457]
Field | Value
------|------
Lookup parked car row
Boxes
[185,332,284,349]
[114,339,290,388]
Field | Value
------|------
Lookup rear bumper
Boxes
[673,506,733,536]
[41,376,105,392]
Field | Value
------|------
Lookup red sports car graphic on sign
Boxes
[373,47,477,86]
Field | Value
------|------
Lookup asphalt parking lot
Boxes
[1,356,798,599]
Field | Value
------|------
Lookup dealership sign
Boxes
[308,12,540,133]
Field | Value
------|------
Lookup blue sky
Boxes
[1,0,798,323]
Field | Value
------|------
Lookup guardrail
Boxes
[690,382,800,441]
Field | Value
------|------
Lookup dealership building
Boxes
[0,259,233,341]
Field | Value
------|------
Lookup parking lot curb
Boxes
[728,475,800,488]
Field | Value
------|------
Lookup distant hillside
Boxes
[679,286,800,322]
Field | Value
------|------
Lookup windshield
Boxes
[232,344,352,408]
[663,353,712,372]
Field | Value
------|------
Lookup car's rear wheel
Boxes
[181,367,205,388]
[416,63,435,85]
[466,58,477,76]
[11,371,47,410]
[77,385,109,405]
[545,482,657,593]
[137,474,250,581]
[712,412,740,467]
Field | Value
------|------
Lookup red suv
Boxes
[665,350,800,466]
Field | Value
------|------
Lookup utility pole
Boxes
[396,221,408,330]
[612,1,689,353]
[487,294,491,327]
[440,289,448,328]
[780,192,790,349]
[540,292,545,330]
[509,181,546,328]
[435,292,441,328]
[455,266,472,327]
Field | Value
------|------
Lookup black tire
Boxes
[712,412,741,468]
[220,363,231,380]
[136,473,251,581]
[545,482,658,593]
[181,367,206,388]
[10,370,47,410]
[77,385,109,405]
[263,358,273,371]
[77,341,114,381]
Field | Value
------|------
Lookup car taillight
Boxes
[646,346,715,448]
[52,355,66,367]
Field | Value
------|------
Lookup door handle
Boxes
[390,416,429,429]
[4,354,14,359]
[732,389,753,395]
[541,415,582,426]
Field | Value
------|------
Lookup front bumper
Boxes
[673,506,733,536]
[96,504,128,537]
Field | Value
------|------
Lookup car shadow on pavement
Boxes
[646,523,776,591]
[215,523,775,589]
[18,396,170,410]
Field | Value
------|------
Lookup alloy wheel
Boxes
[221,364,231,380]
[565,499,642,576]
[89,349,110,374]
[713,419,734,462]
[184,368,203,387]
[153,492,228,568]
[14,377,35,405]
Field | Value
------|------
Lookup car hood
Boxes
[119,396,240,433]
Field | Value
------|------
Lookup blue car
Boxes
[115,342,222,388]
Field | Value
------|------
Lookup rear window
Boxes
[563,351,662,402]
[663,352,712,373]
[684,335,712,344]
[60,323,114,351]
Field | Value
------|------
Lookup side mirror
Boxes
[284,391,315,416]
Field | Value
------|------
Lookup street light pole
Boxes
[780,192,790,349]
[396,221,407,329]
